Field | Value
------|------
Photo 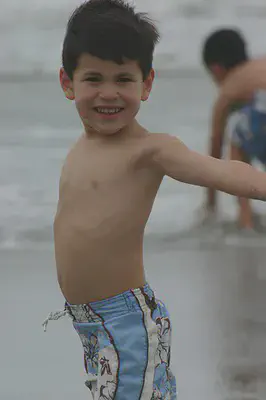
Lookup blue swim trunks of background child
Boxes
[230,90,266,165]
[43,283,177,399]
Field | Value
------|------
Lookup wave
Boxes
[2,1,266,74]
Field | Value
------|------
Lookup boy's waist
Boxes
[65,282,156,324]
[59,262,146,305]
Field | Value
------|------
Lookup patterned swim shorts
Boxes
[230,92,266,164]
[65,283,177,399]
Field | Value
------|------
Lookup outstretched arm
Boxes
[152,134,266,201]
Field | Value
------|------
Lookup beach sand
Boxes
[2,243,266,400]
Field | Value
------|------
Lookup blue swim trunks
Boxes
[231,91,266,164]
[65,284,177,399]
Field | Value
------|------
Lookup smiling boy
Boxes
[43,2,266,398]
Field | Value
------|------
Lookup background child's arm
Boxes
[152,134,266,201]
[229,142,254,229]
[207,94,229,210]
[206,70,255,209]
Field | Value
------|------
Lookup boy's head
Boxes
[60,0,160,135]
[202,28,248,84]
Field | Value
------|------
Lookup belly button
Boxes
[91,180,98,189]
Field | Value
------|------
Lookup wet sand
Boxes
[2,242,266,400]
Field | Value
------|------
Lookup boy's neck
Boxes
[83,119,144,141]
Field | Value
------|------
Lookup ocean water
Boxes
[2,73,266,250]
[2,0,266,74]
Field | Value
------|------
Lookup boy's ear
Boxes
[59,68,75,100]
[208,64,227,84]
[141,68,155,102]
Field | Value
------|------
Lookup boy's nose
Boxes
[99,84,119,100]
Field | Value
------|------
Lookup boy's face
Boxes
[60,54,154,136]
[207,64,228,85]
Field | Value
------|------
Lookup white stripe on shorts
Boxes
[132,289,159,399]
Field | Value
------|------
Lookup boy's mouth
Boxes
[94,107,124,115]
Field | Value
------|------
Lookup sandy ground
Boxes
[2,243,266,400]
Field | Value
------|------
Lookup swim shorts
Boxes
[231,91,266,164]
[65,283,177,399]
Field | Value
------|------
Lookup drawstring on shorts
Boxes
[42,308,69,332]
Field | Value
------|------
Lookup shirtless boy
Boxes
[202,28,266,229]
[43,3,266,398]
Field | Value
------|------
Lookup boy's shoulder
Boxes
[222,58,266,95]
[126,130,178,168]
[137,131,175,152]
[62,130,176,167]
[220,60,262,102]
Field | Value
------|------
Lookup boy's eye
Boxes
[118,77,133,82]
[83,76,134,83]
[85,77,101,82]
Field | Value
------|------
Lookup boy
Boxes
[43,3,266,398]
[202,28,266,230]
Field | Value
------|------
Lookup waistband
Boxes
[66,283,156,323]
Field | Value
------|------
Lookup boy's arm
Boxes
[207,94,230,209]
[207,69,255,209]
[209,94,230,159]
[152,134,266,201]
[230,143,254,229]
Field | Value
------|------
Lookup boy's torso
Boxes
[222,58,266,104]
[54,127,164,304]
[222,59,266,162]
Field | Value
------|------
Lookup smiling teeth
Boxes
[96,108,122,114]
